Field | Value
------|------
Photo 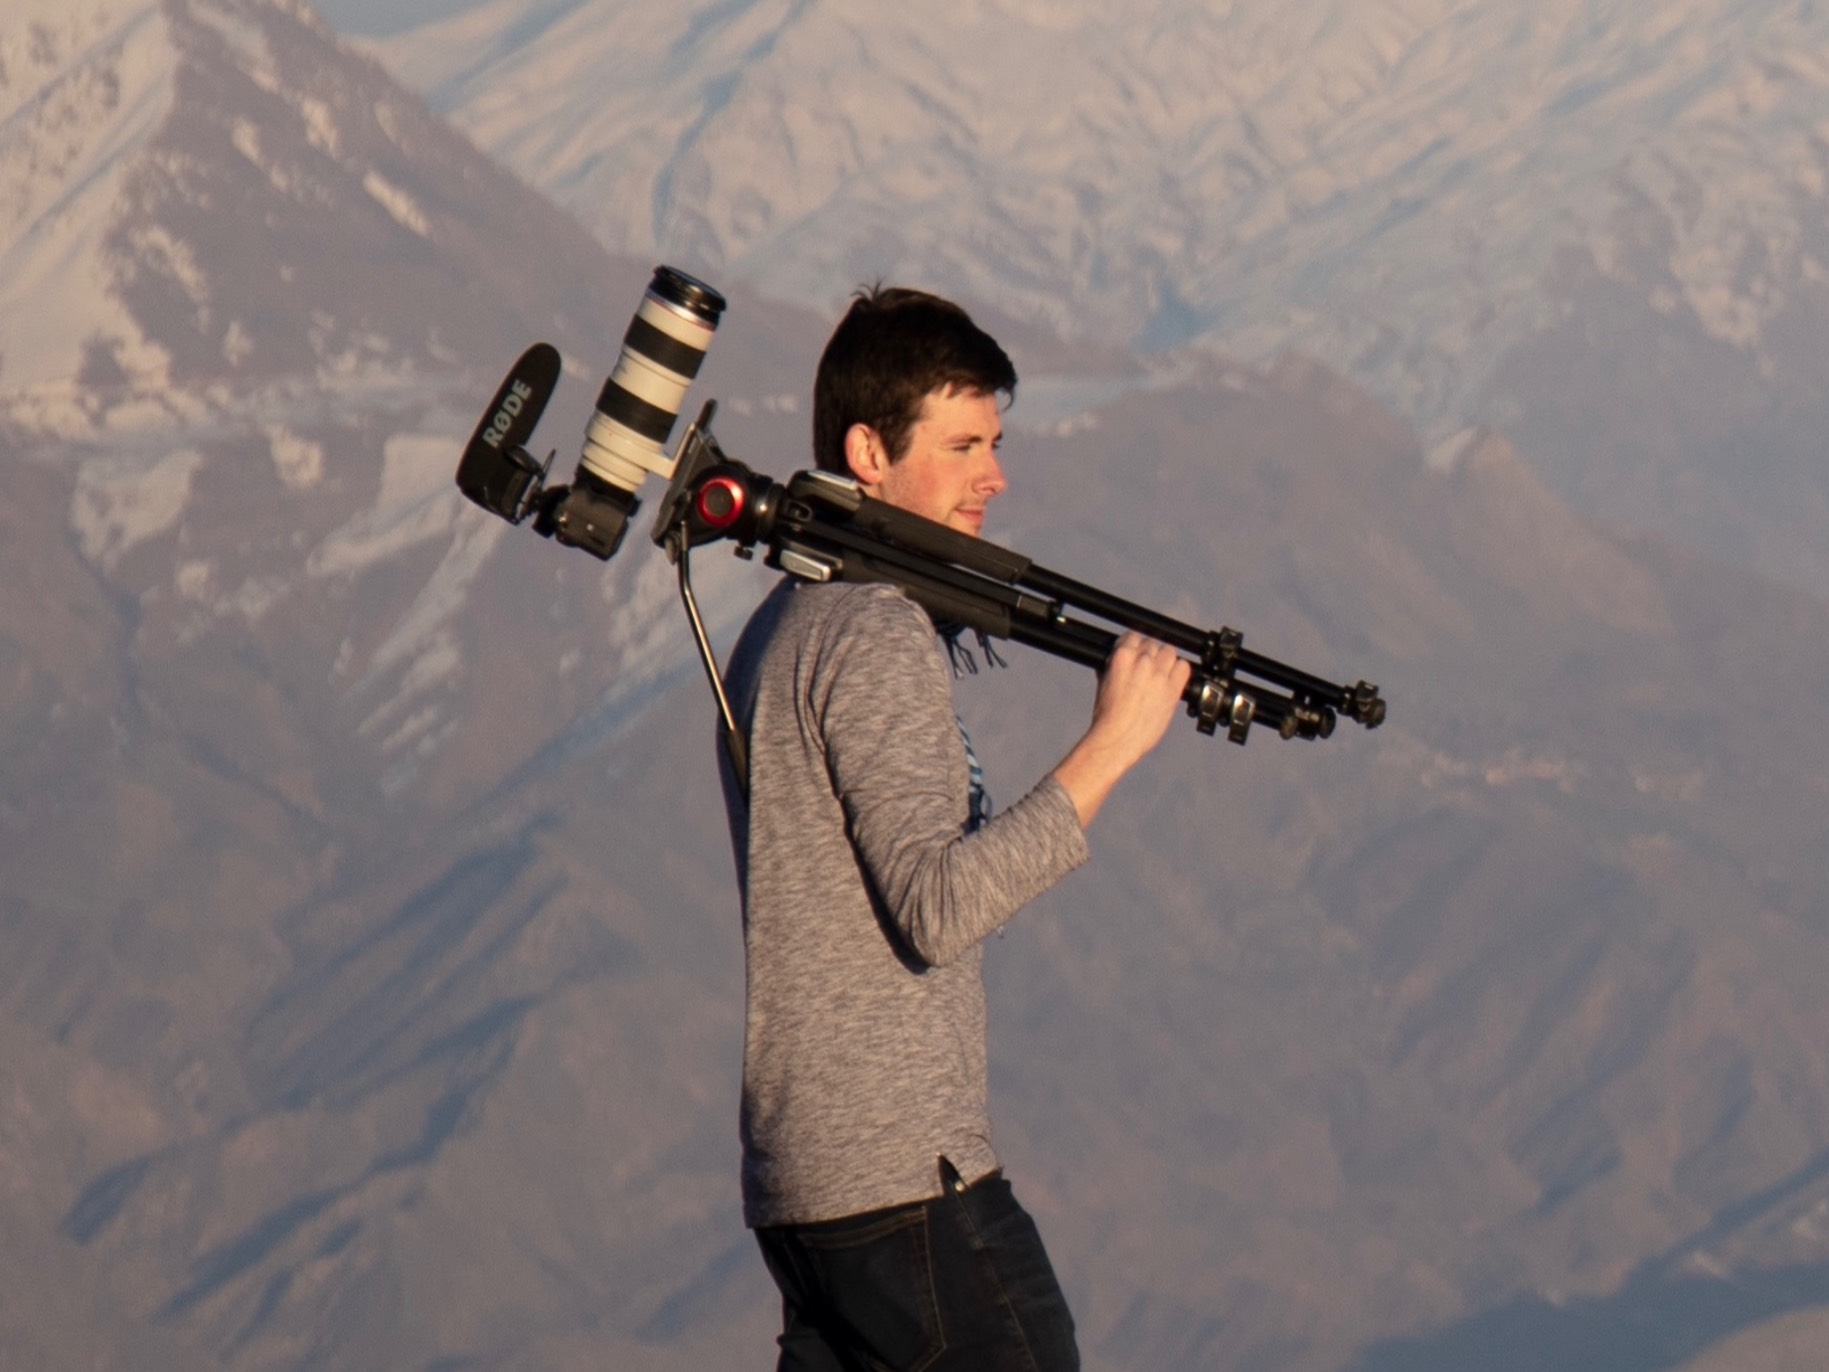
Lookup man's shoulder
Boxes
[730,581,945,711]
[747,579,932,645]
[823,581,936,638]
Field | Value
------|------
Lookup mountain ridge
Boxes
[340,0,1829,601]
[5,3,1829,1369]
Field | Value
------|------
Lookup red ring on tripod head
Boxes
[695,475,748,530]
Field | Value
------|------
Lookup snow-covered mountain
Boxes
[342,0,1829,598]
[0,0,831,795]
[361,0,1826,363]
[9,5,1829,1372]
[0,3,806,1367]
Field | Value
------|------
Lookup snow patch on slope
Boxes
[363,169,431,236]
[70,446,204,568]
[309,430,464,579]
[187,0,281,88]
[0,2,174,402]
[266,422,325,490]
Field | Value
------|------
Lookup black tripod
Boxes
[647,405,1385,798]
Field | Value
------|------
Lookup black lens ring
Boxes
[595,381,679,446]
[623,315,707,379]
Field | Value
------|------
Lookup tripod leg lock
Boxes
[1190,677,1255,745]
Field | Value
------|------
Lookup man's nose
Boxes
[977,450,1007,495]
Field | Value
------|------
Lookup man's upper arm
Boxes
[812,588,1086,966]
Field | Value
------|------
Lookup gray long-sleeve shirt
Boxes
[720,579,1089,1227]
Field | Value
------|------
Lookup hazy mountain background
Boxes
[322,0,1829,606]
[5,2,1829,1370]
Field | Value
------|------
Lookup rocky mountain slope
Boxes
[4,3,1829,1370]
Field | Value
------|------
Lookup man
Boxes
[720,286,1189,1371]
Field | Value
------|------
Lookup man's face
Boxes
[853,386,1007,536]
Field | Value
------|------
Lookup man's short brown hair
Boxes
[812,286,1017,474]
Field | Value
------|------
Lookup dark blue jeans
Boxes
[754,1165,1080,1372]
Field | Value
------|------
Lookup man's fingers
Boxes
[1113,632,1186,679]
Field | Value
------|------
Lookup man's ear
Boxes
[844,423,890,489]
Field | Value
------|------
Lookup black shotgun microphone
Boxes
[456,342,563,523]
